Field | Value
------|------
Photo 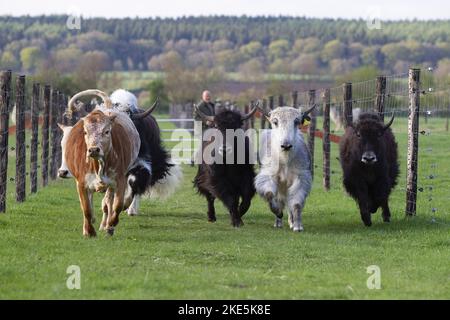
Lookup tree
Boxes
[74,51,110,89]
[148,78,169,112]
[321,40,346,62]
[268,39,290,61]
[0,51,21,70]
[20,46,42,72]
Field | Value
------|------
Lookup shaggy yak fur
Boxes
[339,112,399,226]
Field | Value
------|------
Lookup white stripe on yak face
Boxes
[57,123,73,178]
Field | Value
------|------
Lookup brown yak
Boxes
[65,90,140,237]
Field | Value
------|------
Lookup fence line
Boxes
[0,70,67,213]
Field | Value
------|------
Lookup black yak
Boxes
[339,112,399,226]
[194,105,257,227]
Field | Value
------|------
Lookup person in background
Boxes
[193,90,216,165]
[194,90,215,128]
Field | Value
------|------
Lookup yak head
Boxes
[258,105,315,153]
[57,123,74,178]
[81,110,117,161]
[195,104,257,157]
[350,113,394,165]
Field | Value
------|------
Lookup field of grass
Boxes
[0,115,449,299]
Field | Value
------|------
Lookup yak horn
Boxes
[195,105,215,123]
[131,97,159,120]
[255,101,270,119]
[241,102,259,121]
[67,89,113,115]
[302,104,316,116]
[383,112,395,131]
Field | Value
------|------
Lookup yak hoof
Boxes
[208,217,217,223]
[363,221,372,227]
[83,229,97,238]
[293,225,304,232]
[274,218,282,228]
[106,227,115,236]
[127,209,138,216]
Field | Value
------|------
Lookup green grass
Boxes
[0,116,450,299]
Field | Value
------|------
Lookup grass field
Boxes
[0,115,449,299]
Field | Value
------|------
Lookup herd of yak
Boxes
[58,89,399,237]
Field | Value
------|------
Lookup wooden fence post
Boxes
[249,100,255,129]
[406,68,421,216]
[375,76,386,121]
[41,85,50,186]
[50,89,58,180]
[322,88,331,191]
[261,98,267,129]
[278,94,284,107]
[244,104,250,130]
[30,83,40,194]
[268,96,274,129]
[56,92,65,171]
[343,82,353,128]
[292,90,298,108]
[15,75,26,203]
[0,70,12,212]
[307,89,316,178]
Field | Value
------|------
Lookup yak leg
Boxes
[88,192,95,224]
[255,174,283,227]
[77,182,96,237]
[106,178,126,236]
[357,194,372,227]
[267,192,283,228]
[287,174,311,232]
[222,194,241,228]
[238,181,255,219]
[206,193,216,222]
[288,210,294,229]
[100,189,114,231]
[127,195,140,217]
[380,198,391,223]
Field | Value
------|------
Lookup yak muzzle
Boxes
[281,143,293,151]
[361,151,377,164]
[87,146,102,158]
[58,169,70,178]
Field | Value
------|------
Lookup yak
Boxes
[193,105,257,227]
[339,112,399,226]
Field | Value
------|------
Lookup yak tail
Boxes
[146,162,183,200]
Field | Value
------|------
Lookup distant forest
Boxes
[1,15,450,101]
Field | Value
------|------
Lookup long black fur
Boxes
[339,112,399,226]
[194,109,256,227]
[128,108,173,196]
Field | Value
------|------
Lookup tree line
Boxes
[1,15,450,98]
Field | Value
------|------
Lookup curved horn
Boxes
[302,104,316,117]
[67,89,112,114]
[383,112,395,131]
[255,101,269,119]
[241,102,258,121]
[130,97,159,120]
[194,105,215,123]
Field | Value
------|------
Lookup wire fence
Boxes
[2,68,449,220]
[252,68,449,218]
[0,70,75,213]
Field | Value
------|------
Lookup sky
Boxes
[0,0,449,20]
